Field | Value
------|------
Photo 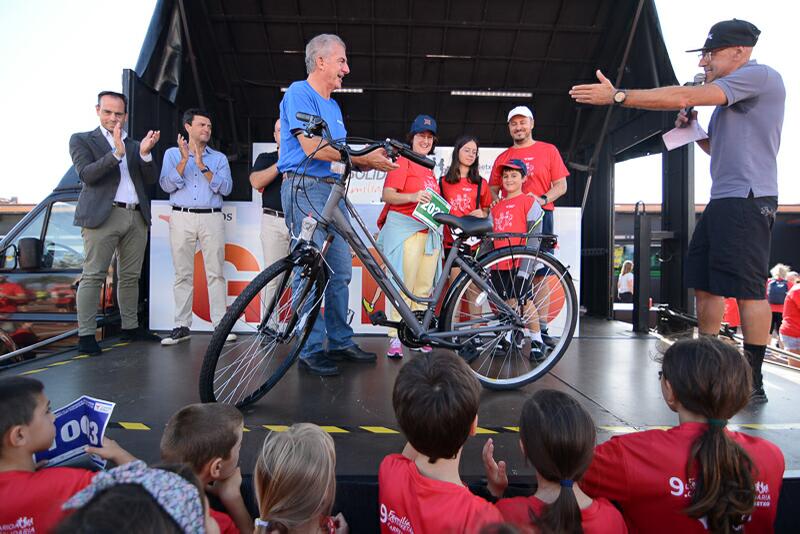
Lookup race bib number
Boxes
[412,188,450,231]
[35,395,115,468]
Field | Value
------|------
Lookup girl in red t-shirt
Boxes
[378,115,441,358]
[439,135,493,320]
[580,338,784,534]
[482,389,627,534]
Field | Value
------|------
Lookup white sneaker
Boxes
[161,327,190,346]
[225,333,238,343]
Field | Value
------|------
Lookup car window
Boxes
[42,202,84,269]
[2,209,46,270]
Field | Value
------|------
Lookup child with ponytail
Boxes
[580,337,784,533]
[483,389,627,534]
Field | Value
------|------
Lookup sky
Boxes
[0,0,795,205]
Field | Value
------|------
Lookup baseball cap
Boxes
[507,106,534,122]
[500,159,527,177]
[410,114,437,135]
[686,19,761,52]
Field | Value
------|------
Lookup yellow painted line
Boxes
[599,426,638,434]
[19,368,47,375]
[319,426,349,434]
[474,427,498,434]
[242,427,251,432]
[263,425,290,432]
[47,361,71,367]
[645,425,672,431]
[117,422,150,430]
[113,342,130,347]
[738,423,800,431]
[73,355,90,360]
[503,426,520,432]
[101,348,112,352]
[360,426,399,434]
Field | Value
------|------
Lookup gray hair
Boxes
[305,34,346,74]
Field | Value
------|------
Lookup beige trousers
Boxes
[387,231,441,338]
[169,211,227,328]
[260,212,292,314]
[77,206,148,336]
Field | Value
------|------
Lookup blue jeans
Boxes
[281,176,354,357]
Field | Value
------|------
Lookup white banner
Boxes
[149,145,580,335]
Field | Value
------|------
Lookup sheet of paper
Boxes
[35,395,115,468]
[662,121,708,151]
[412,188,450,231]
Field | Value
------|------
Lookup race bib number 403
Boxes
[34,395,115,468]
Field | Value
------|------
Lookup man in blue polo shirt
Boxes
[570,19,785,403]
[279,33,398,376]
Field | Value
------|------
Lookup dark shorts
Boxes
[686,195,777,299]
[490,270,533,301]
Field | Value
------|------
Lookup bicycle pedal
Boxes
[458,343,479,364]
[369,310,387,325]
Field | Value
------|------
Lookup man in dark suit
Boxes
[69,91,161,354]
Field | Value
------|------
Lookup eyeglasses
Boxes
[698,48,729,60]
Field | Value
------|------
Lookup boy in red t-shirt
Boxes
[379,352,503,533]
[489,160,547,362]
[0,377,135,533]
[160,403,251,534]
[580,338,784,533]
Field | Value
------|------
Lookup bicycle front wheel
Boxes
[199,257,327,407]
[440,246,577,389]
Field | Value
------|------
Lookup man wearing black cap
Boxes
[569,19,785,403]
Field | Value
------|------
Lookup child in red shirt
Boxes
[439,135,493,255]
[489,160,547,361]
[253,423,348,533]
[580,338,784,533]
[0,377,135,533]
[482,390,627,534]
[379,352,503,533]
[780,277,800,358]
[160,403,252,534]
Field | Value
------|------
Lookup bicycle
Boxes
[199,113,578,407]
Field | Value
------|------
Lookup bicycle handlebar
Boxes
[296,112,435,170]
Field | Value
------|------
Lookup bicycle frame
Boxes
[299,178,522,346]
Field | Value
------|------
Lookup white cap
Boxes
[507,105,534,122]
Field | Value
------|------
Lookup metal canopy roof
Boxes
[136,0,678,163]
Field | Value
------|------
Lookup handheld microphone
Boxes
[683,73,706,121]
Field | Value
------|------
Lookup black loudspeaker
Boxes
[17,237,42,270]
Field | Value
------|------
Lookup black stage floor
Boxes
[5,317,800,479]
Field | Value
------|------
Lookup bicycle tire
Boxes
[440,246,577,390]
[199,257,327,407]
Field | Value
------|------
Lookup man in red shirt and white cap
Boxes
[489,105,570,347]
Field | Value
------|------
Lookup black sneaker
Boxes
[77,335,102,356]
[541,332,559,349]
[121,327,161,342]
[327,344,377,363]
[299,352,340,376]
[529,340,547,363]
[750,387,768,404]
[161,327,191,346]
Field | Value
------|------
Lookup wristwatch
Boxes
[613,89,627,105]
[200,167,211,174]
[541,194,549,204]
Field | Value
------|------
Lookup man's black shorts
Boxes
[490,270,533,301]
[686,195,777,299]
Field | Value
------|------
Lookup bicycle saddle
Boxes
[434,213,493,237]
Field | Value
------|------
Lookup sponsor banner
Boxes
[148,145,580,335]
[35,396,115,468]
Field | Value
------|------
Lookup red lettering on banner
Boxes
[192,244,261,322]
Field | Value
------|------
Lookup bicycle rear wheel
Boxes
[199,257,327,407]
[440,246,577,389]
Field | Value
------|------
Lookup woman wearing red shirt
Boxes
[580,338,784,533]
[377,115,441,358]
